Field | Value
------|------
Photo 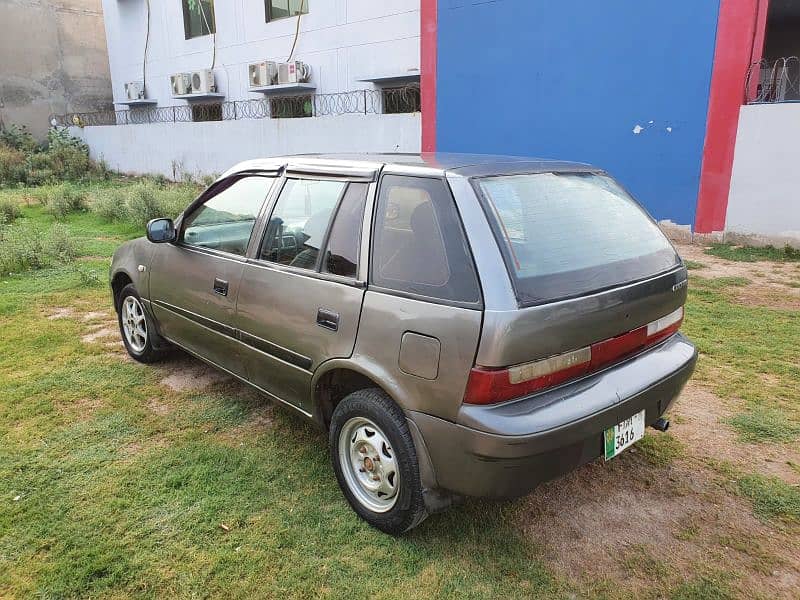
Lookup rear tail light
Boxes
[464,306,684,406]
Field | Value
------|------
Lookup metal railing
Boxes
[52,86,421,128]
[745,57,800,104]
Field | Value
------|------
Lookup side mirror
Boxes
[146,218,176,243]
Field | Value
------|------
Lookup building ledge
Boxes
[357,73,420,86]
[172,92,226,101]
[248,83,316,95]
[115,99,158,107]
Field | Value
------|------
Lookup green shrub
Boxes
[0,198,22,223]
[90,181,195,227]
[91,187,130,222]
[0,220,77,274]
[0,126,101,185]
[43,184,88,219]
[0,125,38,153]
[0,144,28,185]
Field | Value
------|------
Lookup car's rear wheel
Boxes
[329,388,428,534]
[117,284,164,363]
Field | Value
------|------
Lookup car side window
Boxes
[182,176,273,256]
[259,178,346,269]
[371,175,481,303]
[322,183,368,278]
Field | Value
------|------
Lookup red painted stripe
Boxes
[695,0,769,233]
[420,0,437,153]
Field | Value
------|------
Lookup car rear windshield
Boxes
[474,172,680,306]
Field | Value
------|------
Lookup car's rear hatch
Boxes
[465,170,687,405]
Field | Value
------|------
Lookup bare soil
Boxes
[516,451,800,598]
[158,356,231,392]
[676,242,800,310]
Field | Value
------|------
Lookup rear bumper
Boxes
[410,333,697,499]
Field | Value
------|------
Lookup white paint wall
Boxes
[727,103,800,245]
[83,0,420,176]
[102,0,420,103]
[70,113,420,177]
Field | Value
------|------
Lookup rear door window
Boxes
[322,183,368,278]
[475,172,680,305]
[371,175,481,305]
[258,178,346,270]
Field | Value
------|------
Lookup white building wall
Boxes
[70,113,420,177]
[81,0,421,175]
[726,104,800,246]
[103,0,420,103]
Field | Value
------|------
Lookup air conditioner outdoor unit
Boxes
[170,73,192,96]
[124,81,144,101]
[277,61,311,84]
[248,61,278,87]
[191,69,216,94]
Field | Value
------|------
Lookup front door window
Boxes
[182,176,273,256]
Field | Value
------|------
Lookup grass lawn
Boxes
[1,185,798,599]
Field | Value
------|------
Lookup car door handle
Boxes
[213,278,229,296]
[316,308,339,331]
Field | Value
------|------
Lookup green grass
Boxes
[683,260,706,270]
[670,574,734,600]
[683,276,800,424]
[705,243,800,263]
[728,408,800,443]
[636,432,685,467]
[737,474,800,523]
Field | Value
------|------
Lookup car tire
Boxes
[329,388,428,535]
[116,283,165,364]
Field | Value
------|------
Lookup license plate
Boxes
[604,410,645,460]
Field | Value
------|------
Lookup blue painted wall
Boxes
[436,0,721,226]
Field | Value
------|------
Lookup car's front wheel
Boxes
[117,283,164,363]
[329,388,428,534]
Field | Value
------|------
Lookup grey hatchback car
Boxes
[110,154,697,534]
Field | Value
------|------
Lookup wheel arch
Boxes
[110,270,134,311]
[311,358,438,491]
[310,359,405,429]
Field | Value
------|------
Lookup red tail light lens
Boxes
[464,307,684,405]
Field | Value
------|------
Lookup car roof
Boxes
[222,153,601,179]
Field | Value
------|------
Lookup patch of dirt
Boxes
[146,397,173,416]
[215,404,276,447]
[516,453,800,598]
[82,311,111,321]
[672,384,800,484]
[675,242,800,309]
[81,327,117,344]
[119,436,168,457]
[159,357,231,392]
[55,396,102,416]
[47,307,75,320]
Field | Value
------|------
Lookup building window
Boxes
[270,95,313,119]
[266,0,308,22]
[183,0,216,40]
[192,103,223,122]
[382,86,421,114]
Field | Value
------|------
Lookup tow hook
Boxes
[651,418,670,432]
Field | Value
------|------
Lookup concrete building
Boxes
[68,0,421,176]
[0,0,112,140]
[423,0,800,246]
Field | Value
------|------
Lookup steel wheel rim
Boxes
[338,416,399,513]
[122,296,147,353]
